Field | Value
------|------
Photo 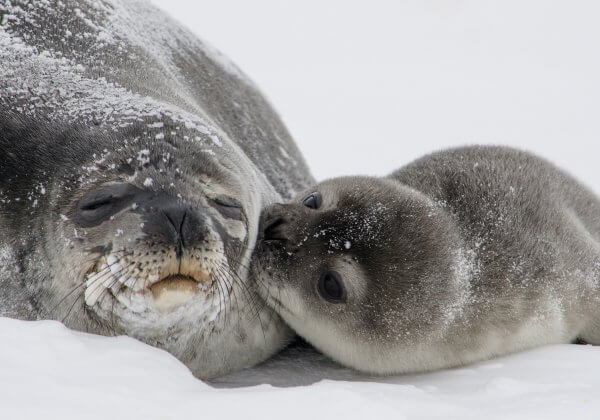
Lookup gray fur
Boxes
[0,0,313,379]
[254,146,600,375]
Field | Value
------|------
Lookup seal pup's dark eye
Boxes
[302,192,322,209]
[318,271,346,303]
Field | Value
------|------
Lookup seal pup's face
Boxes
[253,176,467,374]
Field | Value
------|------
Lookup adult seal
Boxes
[255,146,600,375]
[0,0,313,379]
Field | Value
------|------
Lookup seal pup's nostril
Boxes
[263,216,288,242]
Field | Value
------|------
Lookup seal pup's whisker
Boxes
[213,254,270,327]
[214,263,270,340]
[220,255,275,326]
[212,269,230,327]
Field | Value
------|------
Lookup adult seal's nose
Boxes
[141,201,204,257]
[163,204,187,258]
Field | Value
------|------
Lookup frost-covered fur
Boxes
[255,146,600,375]
[0,0,313,379]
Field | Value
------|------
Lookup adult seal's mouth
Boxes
[84,252,214,315]
[149,275,203,313]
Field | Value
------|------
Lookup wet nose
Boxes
[142,202,204,258]
[261,203,295,243]
[262,215,289,242]
[164,204,187,258]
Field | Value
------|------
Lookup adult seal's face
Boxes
[60,128,256,325]
[0,116,291,379]
[254,177,467,374]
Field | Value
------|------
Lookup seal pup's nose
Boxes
[262,215,289,242]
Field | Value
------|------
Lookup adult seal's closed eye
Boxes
[0,0,313,379]
[254,146,600,375]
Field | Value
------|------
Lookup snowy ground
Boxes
[3,1,600,419]
[2,317,599,420]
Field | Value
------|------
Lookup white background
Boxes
[150,0,600,188]
[1,317,599,420]
[2,2,600,419]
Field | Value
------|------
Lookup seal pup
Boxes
[0,0,313,379]
[254,146,600,375]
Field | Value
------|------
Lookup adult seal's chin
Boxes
[0,0,312,379]
[149,275,204,314]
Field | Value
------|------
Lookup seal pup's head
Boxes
[253,176,470,375]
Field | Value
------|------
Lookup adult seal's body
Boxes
[255,146,600,375]
[0,0,313,379]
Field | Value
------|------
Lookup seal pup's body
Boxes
[0,0,313,379]
[255,146,600,375]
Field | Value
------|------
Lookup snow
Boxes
[0,317,599,420]
[2,1,600,419]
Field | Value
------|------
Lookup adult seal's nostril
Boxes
[142,202,204,255]
[163,205,187,258]
[163,206,187,234]
[179,209,204,251]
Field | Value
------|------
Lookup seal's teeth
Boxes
[118,275,128,285]
[84,284,104,307]
[106,254,118,266]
